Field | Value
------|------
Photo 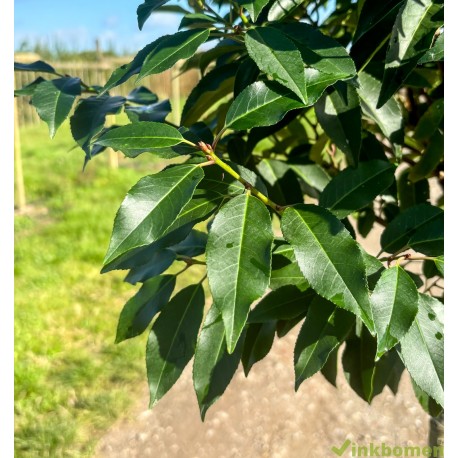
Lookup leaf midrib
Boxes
[289,208,372,327]
[383,211,442,252]
[142,29,208,76]
[150,285,202,405]
[247,29,305,103]
[106,166,199,264]
[295,307,338,383]
[326,164,392,211]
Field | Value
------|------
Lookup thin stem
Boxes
[204,2,230,26]
[358,34,390,74]
[198,160,215,167]
[199,142,283,213]
[175,264,191,276]
[181,138,198,147]
[177,255,207,266]
[212,127,227,150]
[374,215,387,227]
[379,253,438,264]
[240,9,250,25]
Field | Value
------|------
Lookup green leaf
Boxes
[370,266,419,358]
[170,229,207,258]
[147,283,205,406]
[267,0,306,21]
[381,204,443,254]
[207,194,273,353]
[357,72,404,148]
[238,0,270,21]
[357,207,376,238]
[409,131,443,182]
[295,296,355,390]
[315,82,362,167]
[398,169,430,210]
[418,32,444,63]
[139,29,210,81]
[193,305,243,420]
[234,57,260,98]
[126,86,159,105]
[14,77,46,97]
[70,95,125,155]
[257,159,303,206]
[245,27,307,103]
[281,205,374,333]
[242,321,277,375]
[399,293,444,407]
[276,313,306,338]
[249,286,313,323]
[163,165,248,235]
[343,328,405,403]
[179,13,217,30]
[95,122,184,157]
[225,81,305,131]
[31,77,81,138]
[289,163,331,193]
[411,379,443,417]
[116,275,176,343]
[319,160,395,219]
[408,215,444,256]
[14,60,57,74]
[137,0,171,30]
[101,37,169,94]
[378,0,443,107]
[434,255,444,276]
[125,100,172,124]
[104,164,204,266]
[320,347,339,387]
[353,0,404,44]
[270,262,309,291]
[101,223,194,274]
[414,99,444,142]
[124,249,176,284]
[274,23,356,78]
[351,0,404,70]
[181,63,238,126]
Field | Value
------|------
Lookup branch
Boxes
[197,142,284,214]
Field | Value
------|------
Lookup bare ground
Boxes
[94,330,430,458]
[94,224,435,458]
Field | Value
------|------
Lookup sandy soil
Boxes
[94,219,439,458]
[94,329,431,458]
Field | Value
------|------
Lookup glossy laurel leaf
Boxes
[281,205,374,333]
[104,164,204,266]
[147,283,205,406]
[207,194,273,353]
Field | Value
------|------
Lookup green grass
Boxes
[14,123,203,457]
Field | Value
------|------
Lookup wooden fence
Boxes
[14,58,201,210]
[15,59,201,126]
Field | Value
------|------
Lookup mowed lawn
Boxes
[14,123,202,457]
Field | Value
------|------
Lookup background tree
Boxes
[15,0,444,424]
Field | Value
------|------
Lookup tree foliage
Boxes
[15,0,444,418]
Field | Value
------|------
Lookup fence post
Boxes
[171,65,181,126]
[14,97,27,211]
[106,114,119,169]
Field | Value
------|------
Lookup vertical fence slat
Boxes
[14,97,26,211]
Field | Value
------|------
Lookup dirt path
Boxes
[94,226,434,458]
[94,330,430,458]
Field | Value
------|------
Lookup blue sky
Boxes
[14,0,182,54]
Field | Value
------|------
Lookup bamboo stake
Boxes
[14,97,26,210]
